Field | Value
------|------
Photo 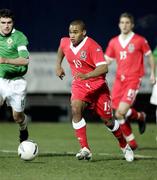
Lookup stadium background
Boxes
[0,0,156,122]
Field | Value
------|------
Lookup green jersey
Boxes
[153,47,157,77]
[0,28,29,79]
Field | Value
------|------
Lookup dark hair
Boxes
[0,9,15,21]
[119,12,134,24]
[70,20,86,31]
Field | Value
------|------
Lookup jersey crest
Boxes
[7,37,13,49]
[128,43,135,53]
[7,37,13,45]
[80,50,87,60]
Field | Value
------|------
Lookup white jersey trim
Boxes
[119,32,134,48]
[104,55,116,62]
[18,46,27,51]
[11,28,15,33]
[70,36,88,55]
[96,61,107,66]
[145,50,151,56]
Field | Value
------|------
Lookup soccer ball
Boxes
[18,140,38,161]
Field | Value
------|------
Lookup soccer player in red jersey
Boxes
[55,19,134,162]
[105,12,156,150]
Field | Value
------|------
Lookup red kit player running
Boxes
[55,19,134,162]
[105,12,156,150]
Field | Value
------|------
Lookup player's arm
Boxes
[104,39,115,65]
[55,46,66,80]
[0,42,29,65]
[75,64,108,80]
[104,55,114,65]
[0,57,29,65]
[146,52,156,84]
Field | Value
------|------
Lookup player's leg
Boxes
[126,108,146,134]
[7,78,29,142]
[12,110,29,142]
[115,102,138,150]
[95,88,134,162]
[124,79,146,134]
[99,113,134,162]
[150,81,157,124]
[105,118,134,162]
[156,107,157,124]
[71,99,92,160]
[71,83,93,160]
[113,79,142,150]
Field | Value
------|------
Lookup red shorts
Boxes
[71,80,112,119]
[111,77,141,109]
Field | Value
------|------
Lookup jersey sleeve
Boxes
[105,39,116,59]
[16,33,29,58]
[153,47,157,62]
[59,38,64,50]
[90,43,106,66]
[141,37,151,56]
[59,37,69,52]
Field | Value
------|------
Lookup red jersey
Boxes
[60,36,107,84]
[105,32,151,79]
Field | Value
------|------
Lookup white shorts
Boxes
[0,78,27,112]
[150,80,157,105]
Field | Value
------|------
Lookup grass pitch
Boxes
[0,122,157,180]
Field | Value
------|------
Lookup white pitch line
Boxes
[98,152,157,159]
[0,149,17,153]
[0,149,157,159]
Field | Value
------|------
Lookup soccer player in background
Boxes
[150,46,157,123]
[0,9,29,142]
[55,19,134,162]
[105,12,156,150]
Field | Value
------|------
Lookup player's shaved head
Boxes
[70,20,86,31]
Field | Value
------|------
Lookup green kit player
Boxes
[150,47,157,123]
[0,9,29,142]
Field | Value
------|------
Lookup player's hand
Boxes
[55,67,65,80]
[150,74,156,85]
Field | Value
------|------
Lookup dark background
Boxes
[0,0,156,122]
[1,0,157,51]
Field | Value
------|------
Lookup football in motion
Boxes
[18,140,38,161]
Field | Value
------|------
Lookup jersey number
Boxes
[120,51,127,60]
[127,89,136,100]
[73,59,82,68]
[104,100,111,112]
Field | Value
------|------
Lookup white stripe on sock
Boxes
[125,133,135,141]
[107,120,119,132]
[72,118,86,129]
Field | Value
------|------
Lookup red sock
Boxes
[112,127,127,148]
[75,126,89,149]
[128,108,139,121]
[119,121,138,150]
[120,121,132,137]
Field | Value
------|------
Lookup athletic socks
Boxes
[119,119,138,150]
[19,114,28,130]
[72,118,90,149]
[108,120,127,148]
[126,108,141,121]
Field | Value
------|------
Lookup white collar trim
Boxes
[118,32,134,48]
[12,28,15,33]
[70,36,88,55]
